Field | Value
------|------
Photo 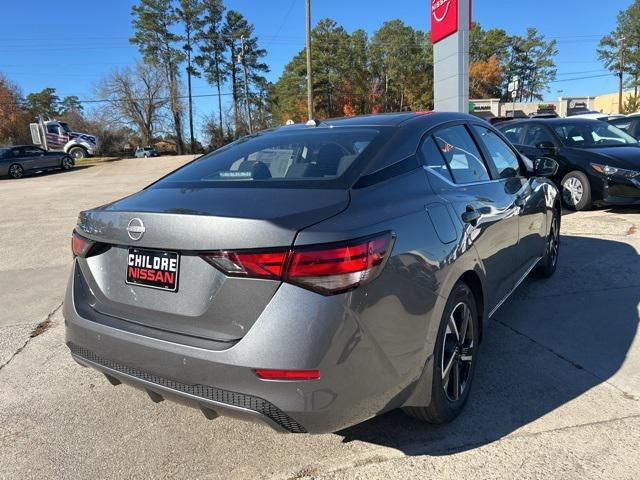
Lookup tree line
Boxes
[2,2,572,152]
[598,0,640,113]
[271,20,559,123]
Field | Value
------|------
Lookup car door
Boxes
[422,122,520,310]
[21,146,54,169]
[471,124,548,283]
[11,147,38,171]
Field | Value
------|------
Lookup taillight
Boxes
[200,232,394,295]
[201,250,288,279]
[285,233,393,295]
[71,230,96,258]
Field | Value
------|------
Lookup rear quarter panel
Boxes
[294,168,483,414]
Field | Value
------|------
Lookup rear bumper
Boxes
[64,262,438,433]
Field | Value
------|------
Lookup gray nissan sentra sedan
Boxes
[65,112,561,433]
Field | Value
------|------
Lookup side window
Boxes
[433,125,490,184]
[46,124,59,135]
[611,119,631,132]
[419,135,453,182]
[499,125,524,145]
[523,125,555,148]
[472,125,521,179]
[23,147,44,156]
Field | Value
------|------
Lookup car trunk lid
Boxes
[75,186,349,341]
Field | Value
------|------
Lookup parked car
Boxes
[497,118,640,210]
[65,112,561,433]
[567,112,625,121]
[0,145,74,179]
[608,114,640,140]
[135,147,160,158]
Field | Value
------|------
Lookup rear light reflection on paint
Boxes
[254,369,320,381]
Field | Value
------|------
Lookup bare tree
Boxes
[97,62,169,146]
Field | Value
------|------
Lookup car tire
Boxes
[61,156,74,171]
[531,208,560,278]
[8,163,24,179]
[68,147,87,160]
[561,171,591,211]
[404,281,479,424]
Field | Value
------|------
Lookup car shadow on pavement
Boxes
[337,234,639,456]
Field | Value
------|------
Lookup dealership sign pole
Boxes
[432,0,472,112]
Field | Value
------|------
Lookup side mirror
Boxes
[534,157,559,177]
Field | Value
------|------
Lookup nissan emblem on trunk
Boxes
[126,218,145,241]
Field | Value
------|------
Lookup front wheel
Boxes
[404,281,479,424]
[68,147,87,160]
[61,156,74,171]
[532,208,560,278]
[561,171,591,211]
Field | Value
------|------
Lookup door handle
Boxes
[461,206,481,225]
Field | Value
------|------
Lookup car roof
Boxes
[496,118,607,128]
[271,112,480,132]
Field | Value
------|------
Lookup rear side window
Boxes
[499,124,524,144]
[419,136,453,182]
[523,125,555,148]
[610,119,631,132]
[155,128,385,187]
[473,125,521,179]
[433,125,490,184]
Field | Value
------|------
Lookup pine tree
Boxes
[195,0,227,143]
[131,0,186,154]
[598,0,640,96]
[176,0,204,153]
[222,10,268,137]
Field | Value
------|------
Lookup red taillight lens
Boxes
[71,230,96,258]
[201,250,288,279]
[200,232,394,295]
[255,369,320,381]
[285,233,393,295]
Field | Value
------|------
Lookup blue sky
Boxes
[0,0,633,133]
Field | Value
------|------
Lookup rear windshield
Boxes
[154,127,387,188]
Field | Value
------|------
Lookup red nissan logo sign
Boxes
[431,0,459,43]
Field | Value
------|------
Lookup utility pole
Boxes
[619,35,626,114]
[240,35,253,135]
[305,0,314,121]
[186,29,195,154]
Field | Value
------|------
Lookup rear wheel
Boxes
[61,156,74,171]
[9,164,24,179]
[561,171,591,211]
[68,146,87,160]
[532,208,560,278]
[404,281,479,424]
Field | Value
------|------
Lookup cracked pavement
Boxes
[0,157,638,479]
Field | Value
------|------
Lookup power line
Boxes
[76,91,235,105]
[550,73,614,83]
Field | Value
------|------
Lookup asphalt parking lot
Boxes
[0,156,639,479]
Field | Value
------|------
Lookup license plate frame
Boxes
[125,248,180,292]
